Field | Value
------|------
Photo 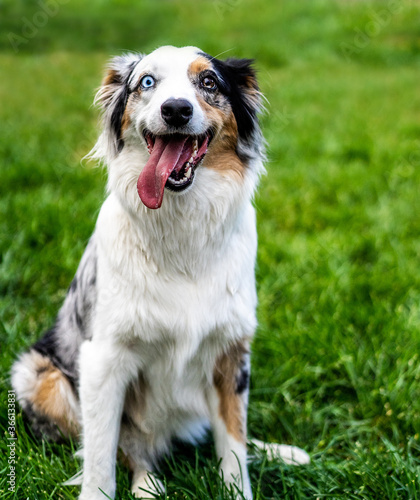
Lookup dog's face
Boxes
[94,46,263,209]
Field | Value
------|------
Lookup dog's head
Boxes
[92,46,264,210]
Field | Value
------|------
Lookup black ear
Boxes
[95,53,142,155]
[209,57,261,140]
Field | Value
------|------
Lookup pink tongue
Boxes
[137,136,191,209]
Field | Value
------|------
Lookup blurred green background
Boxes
[1,0,420,498]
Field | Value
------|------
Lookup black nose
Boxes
[161,98,193,127]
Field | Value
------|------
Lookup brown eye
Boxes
[201,76,217,91]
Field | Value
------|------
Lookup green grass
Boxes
[1,0,420,498]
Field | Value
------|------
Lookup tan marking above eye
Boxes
[188,56,212,78]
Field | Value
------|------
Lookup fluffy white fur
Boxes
[79,46,262,500]
[12,45,310,500]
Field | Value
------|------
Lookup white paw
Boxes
[131,470,164,499]
[249,439,310,465]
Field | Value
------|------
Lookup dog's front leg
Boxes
[208,341,252,500]
[78,339,137,500]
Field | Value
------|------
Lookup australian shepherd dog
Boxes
[11,46,308,499]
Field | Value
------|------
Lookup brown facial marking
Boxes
[195,83,247,179]
[197,94,227,128]
[188,56,212,79]
[213,341,249,443]
[200,98,246,179]
[30,359,79,438]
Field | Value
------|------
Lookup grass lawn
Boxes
[1,0,420,498]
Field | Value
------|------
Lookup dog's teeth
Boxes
[193,139,198,157]
[167,162,193,187]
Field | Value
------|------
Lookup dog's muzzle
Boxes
[161,98,193,127]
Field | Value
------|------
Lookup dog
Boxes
[11,45,309,499]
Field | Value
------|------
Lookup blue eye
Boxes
[140,75,155,89]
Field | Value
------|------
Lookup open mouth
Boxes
[137,130,212,209]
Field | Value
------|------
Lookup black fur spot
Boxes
[33,328,76,389]
[111,87,130,153]
[109,62,137,153]
[75,310,84,331]
[22,401,65,442]
[201,53,259,140]
[69,276,77,293]
[36,365,49,376]
[236,365,250,394]
[33,326,58,360]
[89,273,96,287]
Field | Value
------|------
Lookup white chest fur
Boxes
[92,188,258,364]
[86,188,258,443]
